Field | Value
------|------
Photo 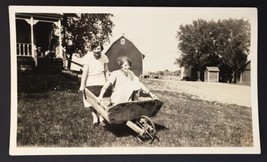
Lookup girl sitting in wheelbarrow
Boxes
[97,56,157,106]
[89,56,162,142]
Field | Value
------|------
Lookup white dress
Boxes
[82,52,109,107]
[106,70,141,105]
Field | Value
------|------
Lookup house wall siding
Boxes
[238,61,251,85]
[241,70,251,85]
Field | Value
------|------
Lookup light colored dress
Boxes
[104,70,141,105]
[82,52,109,107]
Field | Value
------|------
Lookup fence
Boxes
[17,43,32,56]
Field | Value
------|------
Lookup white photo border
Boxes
[9,6,260,155]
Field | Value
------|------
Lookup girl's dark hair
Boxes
[117,56,132,66]
[90,41,104,51]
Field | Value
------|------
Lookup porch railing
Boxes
[17,43,32,57]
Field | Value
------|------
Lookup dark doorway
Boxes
[34,22,53,54]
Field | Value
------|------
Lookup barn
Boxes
[105,36,144,77]
[237,61,251,85]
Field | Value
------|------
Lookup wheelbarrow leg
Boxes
[126,120,145,136]
[126,116,157,143]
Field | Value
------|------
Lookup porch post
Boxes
[30,17,36,66]
[26,17,38,66]
[57,19,66,68]
[58,20,62,59]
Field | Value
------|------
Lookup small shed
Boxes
[105,36,144,77]
[204,66,220,82]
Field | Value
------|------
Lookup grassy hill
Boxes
[16,71,253,147]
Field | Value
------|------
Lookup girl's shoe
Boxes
[93,122,99,126]
[92,116,99,126]
[99,116,105,126]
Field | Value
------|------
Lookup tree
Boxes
[216,19,250,82]
[176,18,250,82]
[62,13,114,69]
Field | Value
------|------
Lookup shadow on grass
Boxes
[155,123,169,132]
[103,122,136,137]
[102,122,168,138]
[18,70,80,93]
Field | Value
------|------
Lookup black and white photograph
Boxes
[9,6,259,155]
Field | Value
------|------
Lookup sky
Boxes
[10,6,256,73]
[101,8,257,72]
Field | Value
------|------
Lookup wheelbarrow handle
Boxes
[83,90,107,109]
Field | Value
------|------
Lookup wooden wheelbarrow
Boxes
[84,87,163,143]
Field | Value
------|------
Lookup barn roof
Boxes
[243,60,251,69]
[235,60,251,72]
[105,36,145,58]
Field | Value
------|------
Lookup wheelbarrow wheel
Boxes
[135,115,157,143]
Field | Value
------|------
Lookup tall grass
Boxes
[17,71,253,147]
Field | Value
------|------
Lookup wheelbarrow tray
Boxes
[107,99,163,124]
[84,88,163,124]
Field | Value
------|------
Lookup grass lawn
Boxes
[17,71,253,147]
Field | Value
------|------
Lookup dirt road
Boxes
[143,79,252,107]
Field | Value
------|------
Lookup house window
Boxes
[120,38,125,45]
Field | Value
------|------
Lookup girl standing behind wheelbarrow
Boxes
[79,41,109,126]
[97,56,156,106]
